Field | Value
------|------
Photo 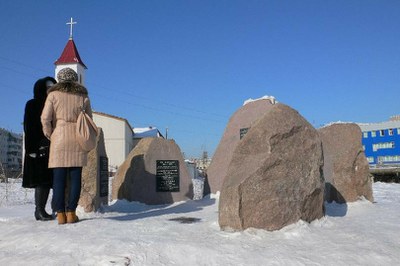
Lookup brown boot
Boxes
[66,211,79,224]
[57,212,66,225]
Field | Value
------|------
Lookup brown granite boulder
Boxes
[112,138,192,205]
[80,128,109,212]
[319,123,373,203]
[218,103,325,231]
[208,99,276,194]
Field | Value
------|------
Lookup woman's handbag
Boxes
[76,97,98,151]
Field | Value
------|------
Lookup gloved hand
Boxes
[38,146,49,158]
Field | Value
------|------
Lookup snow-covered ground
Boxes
[0,179,399,266]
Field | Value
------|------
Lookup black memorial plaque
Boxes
[156,160,180,192]
[99,156,109,197]
[240,127,250,139]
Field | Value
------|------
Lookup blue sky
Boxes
[1,1,399,158]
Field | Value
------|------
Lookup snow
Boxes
[243,95,277,106]
[319,121,356,128]
[1,179,400,266]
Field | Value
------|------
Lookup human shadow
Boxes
[324,182,348,217]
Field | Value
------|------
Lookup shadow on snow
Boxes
[101,195,216,222]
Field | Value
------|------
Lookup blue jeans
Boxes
[52,167,82,212]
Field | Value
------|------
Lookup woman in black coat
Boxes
[22,76,56,221]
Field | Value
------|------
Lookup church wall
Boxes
[93,114,129,170]
[124,123,134,160]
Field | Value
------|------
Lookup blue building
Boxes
[359,116,400,167]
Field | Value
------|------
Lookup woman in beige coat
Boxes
[41,68,93,224]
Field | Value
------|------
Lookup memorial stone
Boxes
[80,128,109,212]
[319,123,374,203]
[219,103,325,231]
[112,138,192,205]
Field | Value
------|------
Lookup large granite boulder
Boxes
[80,129,109,212]
[319,123,374,203]
[112,138,192,205]
[219,103,325,231]
[208,98,276,194]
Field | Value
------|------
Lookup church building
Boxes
[54,18,163,173]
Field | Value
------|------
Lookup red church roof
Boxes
[54,39,87,68]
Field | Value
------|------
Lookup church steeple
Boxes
[54,17,87,85]
[54,39,87,68]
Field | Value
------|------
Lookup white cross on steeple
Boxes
[66,17,77,39]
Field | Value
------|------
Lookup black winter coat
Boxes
[22,77,55,188]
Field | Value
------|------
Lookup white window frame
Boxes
[372,142,395,151]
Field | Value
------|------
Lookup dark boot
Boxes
[34,187,54,221]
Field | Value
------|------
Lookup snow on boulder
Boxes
[243,95,277,105]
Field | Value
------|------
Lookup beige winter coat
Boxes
[41,81,93,168]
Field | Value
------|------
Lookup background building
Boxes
[359,115,400,167]
[0,128,22,175]
[132,127,164,148]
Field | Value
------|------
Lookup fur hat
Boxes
[57,68,78,82]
